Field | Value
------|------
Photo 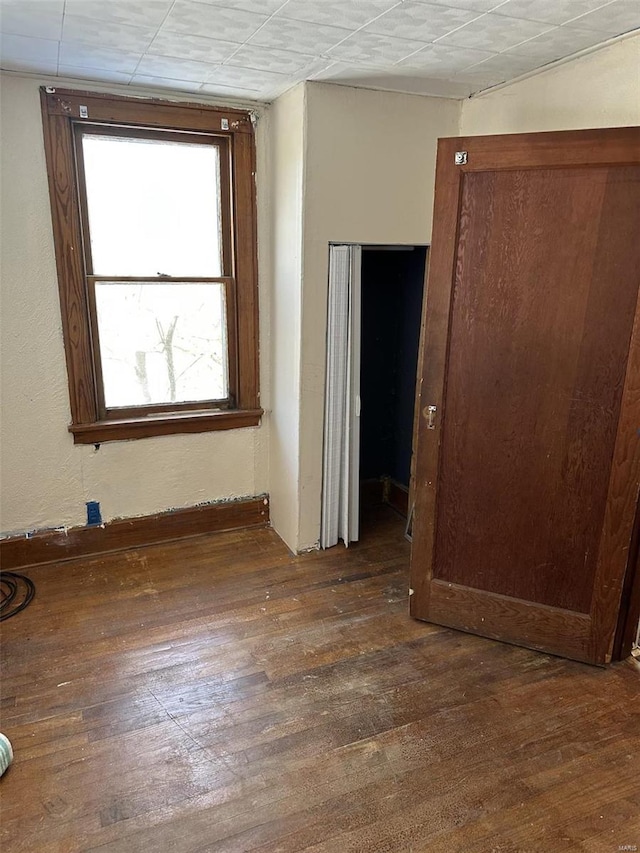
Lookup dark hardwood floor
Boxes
[1,507,638,852]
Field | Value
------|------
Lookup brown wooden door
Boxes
[410,127,640,665]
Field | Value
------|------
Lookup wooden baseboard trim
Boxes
[0,495,269,571]
[386,479,409,518]
[360,479,385,509]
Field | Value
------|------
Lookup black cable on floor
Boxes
[0,572,35,621]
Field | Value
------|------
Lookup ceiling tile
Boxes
[200,81,263,98]
[148,30,239,62]
[328,30,431,63]
[162,1,268,41]
[311,59,474,96]
[365,2,482,41]
[506,24,609,61]
[280,0,400,29]
[411,0,506,9]
[1,57,58,74]
[437,12,553,50]
[463,50,542,76]
[226,44,316,74]
[249,17,352,55]
[57,65,133,84]
[205,64,288,90]
[136,54,223,81]
[309,58,387,78]
[0,0,64,40]
[62,16,157,53]
[565,0,640,35]
[0,32,58,68]
[59,42,143,74]
[130,74,203,91]
[63,0,174,28]
[193,0,285,13]
[397,42,495,72]
[496,0,617,26]
[452,67,507,89]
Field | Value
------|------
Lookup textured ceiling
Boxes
[0,0,638,101]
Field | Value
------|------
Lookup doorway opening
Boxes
[320,243,427,550]
[359,246,428,536]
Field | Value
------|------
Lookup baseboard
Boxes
[360,479,385,509]
[0,495,269,570]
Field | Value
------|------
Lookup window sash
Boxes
[73,125,239,421]
[73,124,234,280]
[86,277,238,420]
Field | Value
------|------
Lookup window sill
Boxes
[69,408,263,444]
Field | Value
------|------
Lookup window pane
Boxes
[95,282,228,409]
[82,134,223,277]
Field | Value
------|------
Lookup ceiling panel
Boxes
[365,2,482,41]
[0,0,637,101]
[436,12,554,50]
[281,0,401,29]
[147,30,240,63]
[565,0,640,34]
[462,50,543,76]
[311,58,473,97]
[131,73,203,90]
[63,0,174,29]
[62,15,157,53]
[412,0,506,10]
[0,32,58,71]
[249,17,353,55]
[506,24,608,61]
[496,0,619,26]
[225,44,318,74]
[204,64,288,90]
[162,1,268,41]
[396,42,495,72]
[57,64,133,84]
[135,54,223,81]
[193,0,286,13]
[0,0,64,41]
[327,30,429,64]
[58,43,143,75]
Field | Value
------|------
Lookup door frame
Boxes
[409,127,640,665]
[321,242,429,545]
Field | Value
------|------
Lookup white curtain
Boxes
[321,245,361,549]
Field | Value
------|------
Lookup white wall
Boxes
[267,84,306,551]
[461,32,640,135]
[297,83,460,550]
[0,73,270,535]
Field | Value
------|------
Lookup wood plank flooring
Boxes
[1,507,638,853]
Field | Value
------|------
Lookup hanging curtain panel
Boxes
[321,245,361,549]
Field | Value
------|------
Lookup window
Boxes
[40,88,260,443]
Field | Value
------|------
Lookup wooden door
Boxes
[410,127,640,665]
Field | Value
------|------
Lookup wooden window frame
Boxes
[40,87,261,444]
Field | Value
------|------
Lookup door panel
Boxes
[410,128,640,665]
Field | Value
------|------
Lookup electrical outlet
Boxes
[86,501,102,526]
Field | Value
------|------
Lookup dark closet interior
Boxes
[359,246,427,521]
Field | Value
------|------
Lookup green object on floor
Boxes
[0,734,13,776]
